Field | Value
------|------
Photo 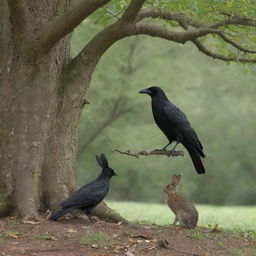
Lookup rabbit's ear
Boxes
[174,175,181,186]
[100,153,109,168]
[171,174,176,184]
[96,155,104,168]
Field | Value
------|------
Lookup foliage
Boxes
[89,0,256,61]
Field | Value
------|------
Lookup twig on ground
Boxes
[112,149,184,158]
[168,244,202,256]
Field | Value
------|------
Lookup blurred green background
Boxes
[72,20,256,206]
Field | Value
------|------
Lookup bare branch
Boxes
[120,0,146,23]
[77,95,133,158]
[125,22,219,44]
[40,0,111,54]
[7,0,27,34]
[113,149,184,158]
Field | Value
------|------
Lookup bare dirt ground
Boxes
[0,216,255,256]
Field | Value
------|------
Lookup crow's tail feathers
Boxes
[49,208,72,221]
[184,144,206,174]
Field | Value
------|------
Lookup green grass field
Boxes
[108,201,256,231]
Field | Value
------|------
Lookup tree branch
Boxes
[7,0,27,35]
[65,21,127,90]
[137,8,256,61]
[113,149,184,159]
[210,15,256,29]
[137,8,203,27]
[192,39,256,63]
[67,7,256,89]
[178,20,256,63]
[78,96,133,159]
[215,31,256,54]
[125,22,219,44]
[137,8,256,29]
[120,0,146,23]
[40,0,111,53]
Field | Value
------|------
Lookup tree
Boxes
[0,0,256,221]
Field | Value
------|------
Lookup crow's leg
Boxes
[170,141,179,152]
[81,208,95,224]
[161,142,171,151]
[173,216,178,225]
[87,215,95,224]
[154,142,171,151]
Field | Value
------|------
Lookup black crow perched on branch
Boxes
[139,86,206,174]
[49,153,117,222]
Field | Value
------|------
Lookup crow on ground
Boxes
[139,86,206,174]
[49,153,117,222]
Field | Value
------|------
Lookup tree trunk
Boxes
[0,0,125,223]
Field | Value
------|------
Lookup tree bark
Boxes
[0,0,124,223]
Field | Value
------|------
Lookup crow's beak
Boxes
[114,172,118,176]
[139,88,151,95]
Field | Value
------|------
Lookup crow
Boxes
[49,153,117,222]
[139,86,206,174]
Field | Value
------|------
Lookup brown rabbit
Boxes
[163,174,198,229]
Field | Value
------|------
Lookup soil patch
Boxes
[0,216,255,256]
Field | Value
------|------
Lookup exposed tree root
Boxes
[22,212,40,222]
[91,201,129,224]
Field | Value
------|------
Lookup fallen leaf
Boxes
[131,232,153,240]
[67,229,77,233]
[5,231,20,239]
[128,238,138,244]
[125,251,134,256]
[23,220,40,225]
[113,245,123,250]
[91,243,99,248]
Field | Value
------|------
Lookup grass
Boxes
[36,235,56,240]
[108,201,256,231]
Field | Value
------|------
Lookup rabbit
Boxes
[163,174,198,229]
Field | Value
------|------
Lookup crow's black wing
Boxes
[163,104,204,153]
[61,180,108,209]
